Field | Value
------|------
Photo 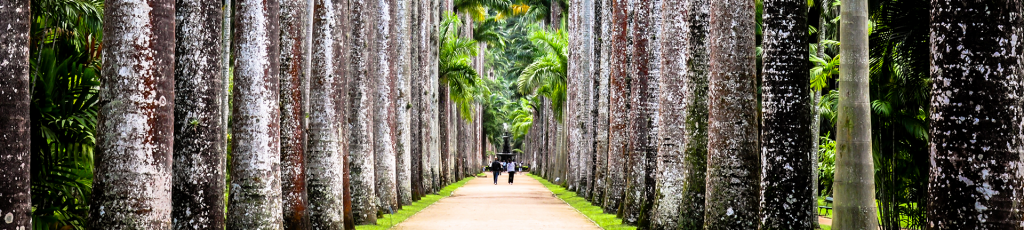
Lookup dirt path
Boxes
[394,172,601,230]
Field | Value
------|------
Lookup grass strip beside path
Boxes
[528,173,637,230]
[356,177,475,230]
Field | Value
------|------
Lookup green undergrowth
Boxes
[356,177,474,230]
[528,173,637,230]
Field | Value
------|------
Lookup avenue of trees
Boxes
[0,0,1022,230]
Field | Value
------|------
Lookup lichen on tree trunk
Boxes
[347,0,378,224]
[279,0,311,228]
[0,0,32,228]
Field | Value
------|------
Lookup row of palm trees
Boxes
[521,0,1024,229]
[0,0,496,229]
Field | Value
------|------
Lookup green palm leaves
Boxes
[440,12,481,120]
[516,25,567,121]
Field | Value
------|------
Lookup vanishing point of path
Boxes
[395,172,601,230]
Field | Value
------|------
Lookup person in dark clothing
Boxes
[490,160,502,185]
[507,161,517,184]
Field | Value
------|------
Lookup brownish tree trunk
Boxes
[173,0,225,228]
[374,0,398,213]
[307,0,346,228]
[603,0,630,215]
[0,0,31,228]
[348,0,378,225]
[92,0,175,228]
[280,0,310,228]
[704,0,759,228]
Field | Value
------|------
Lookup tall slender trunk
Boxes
[394,0,414,207]
[280,0,310,228]
[174,0,225,228]
[759,0,813,228]
[568,0,596,200]
[332,1,355,229]
[409,0,425,202]
[0,0,31,228]
[623,0,656,225]
[679,0,709,227]
[348,0,378,224]
[704,0,759,227]
[603,0,630,216]
[439,85,451,185]
[830,0,877,228]
[92,0,175,228]
[306,0,346,228]
[373,0,398,213]
[592,0,610,207]
[927,1,1024,228]
[428,0,441,193]
[227,0,283,228]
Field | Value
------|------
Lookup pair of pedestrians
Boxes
[490,160,518,185]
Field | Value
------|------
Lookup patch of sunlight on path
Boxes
[393,172,601,230]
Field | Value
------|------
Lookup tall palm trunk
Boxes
[428,0,442,193]
[330,2,355,229]
[393,0,414,208]
[759,0,813,228]
[704,0,758,228]
[623,0,657,225]
[173,0,225,228]
[306,0,346,228]
[591,0,611,207]
[603,0,630,215]
[927,1,1024,228]
[347,0,378,224]
[280,0,310,228]
[227,0,284,228]
[438,84,451,185]
[830,0,877,228]
[568,0,596,200]
[409,0,424,202]
[373,0,398,213]
[651,0,710,228]
[0,0,31,228]
[92,0,175,228]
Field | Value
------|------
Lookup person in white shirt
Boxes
[506,161,517,184]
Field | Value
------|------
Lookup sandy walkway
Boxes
[394,172,601,230]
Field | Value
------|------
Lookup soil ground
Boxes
[394,172,601,230]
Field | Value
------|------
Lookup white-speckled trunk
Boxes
[427,0,441,193]
[374,0,398,212]
[306,0,346,228]
[227,0,284,228]
[0,0,31,228]
[92,0,175,228]
[174,0,225,228]
[759,0,814,228]
[603,0,630,215]
[927,1,1024,228]
[408,0,425,200]
[392,0,414,207]
[347,0,378,224]
[591,0,610,207]
[280,0,310,228]
[830,0,878,229]
[704,0,759,227]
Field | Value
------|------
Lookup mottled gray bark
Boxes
[603,0,629,215]
[830,0,877,228]
[678,0,709,228]
[704,0,759,228]
[927,1,1024,229]
[306,0,346,228]
[759,0,813,228]
[568,0,595,199]
[174,0,225,228]
[393,0,414,207]
[623,0,656,225]
[373,0,398,213]
[330,1,354,229]
[0,0,31,228]
[347,0,378,224]
[591,0,610,207]
[280,0,310,228]
[439,79,451,186]
[92,0,175,228]
[409,0,424,202]
[227,0,284,229]
[428,0,442,193]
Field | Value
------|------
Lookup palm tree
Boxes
[758,0,814,229]
[704,0,758,228]
[0,0,31,228]
[591,0,611,208]
[927,1,1023,228]
[227,0,284,228]
[306,0,346,228]
[603,0,629,215]
[279,0,310,228]
[373,0,398,213]
[173,0,225,228]
[651,0,709,228]
[348,0,378,225]
[91,0,175,228]
[395,0,414,208]
[830,0,877,228]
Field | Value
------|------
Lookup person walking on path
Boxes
[490,160,502,185]
[507,161,518,184]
